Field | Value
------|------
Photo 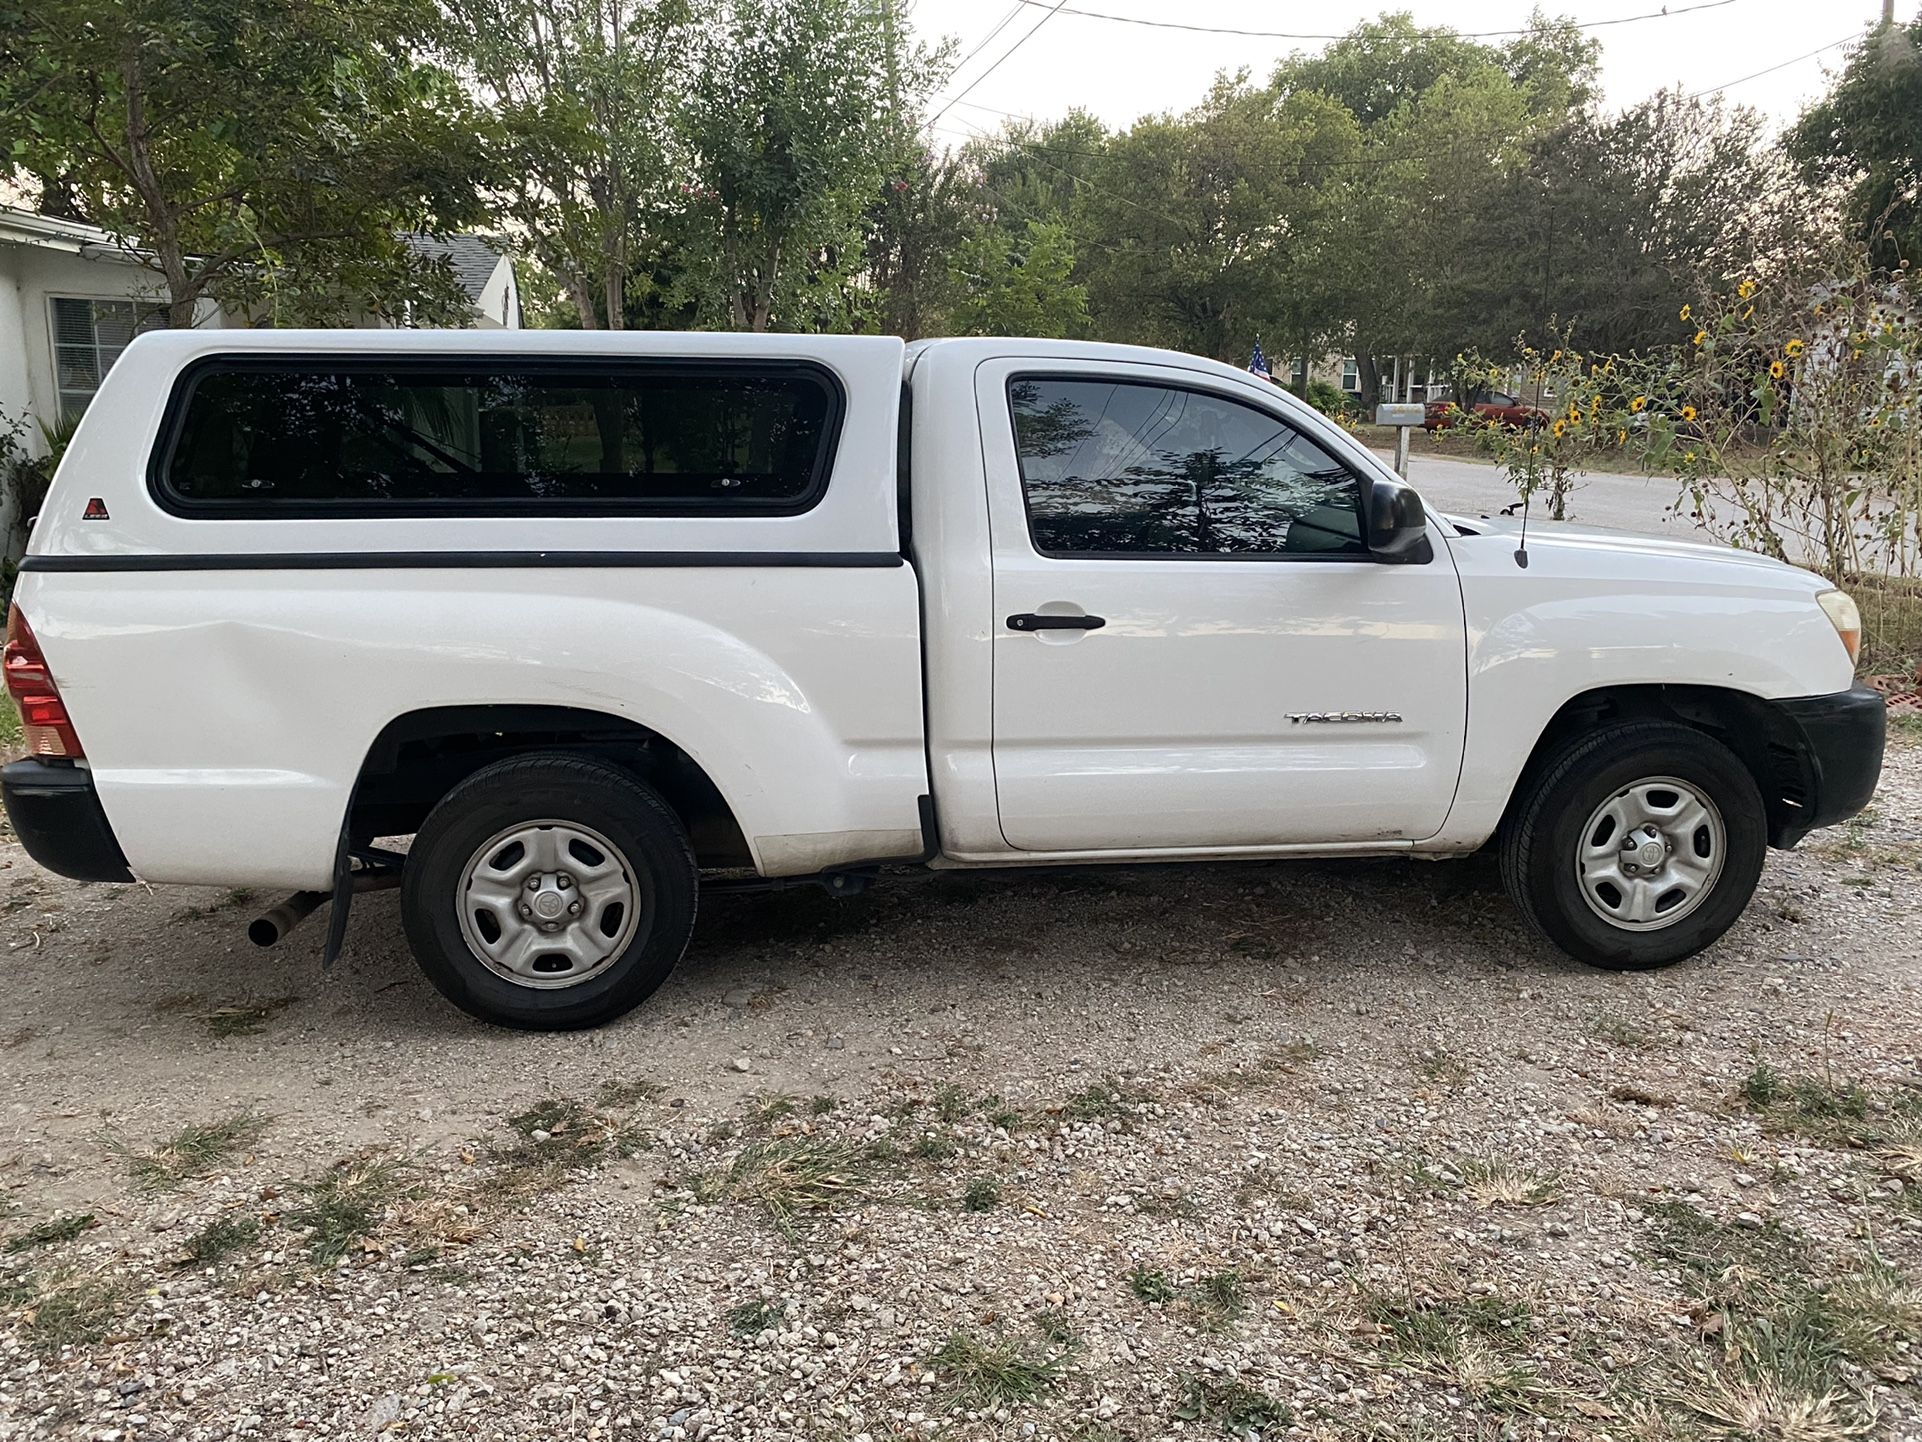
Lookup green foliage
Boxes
[673,0,932,331]
[1789,19,1922,271]
[1300,379,1359,419]
[445,0,691,331]
[948,220,1087,338]
[0,0,489,326]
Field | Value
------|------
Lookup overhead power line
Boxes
[941,5,1025,89]
[1682,29,1864,100]
[1006,0,1744,42]
[927,0,1070,128]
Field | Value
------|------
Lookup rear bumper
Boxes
[1768,685,1886,847]
[1,760,133,882]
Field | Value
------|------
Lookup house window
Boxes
[50,297,167,425]
[1340,358,1359,393]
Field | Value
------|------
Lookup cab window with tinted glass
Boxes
[1007,377,1366,557]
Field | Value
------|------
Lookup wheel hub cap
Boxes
[1574,777,1726,932]
[457,820,645,989]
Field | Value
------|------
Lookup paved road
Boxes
[1372,449,1705,542]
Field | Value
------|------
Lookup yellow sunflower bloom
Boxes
[1679,304,1692,321]
[1684,450,1697,463]
[1616,428,1627,445]
[1680,406,1697,422]
[1785,339,1805,358]
[1630,395,1647,413]
[1737,279,1756,299]
[1693,329,1707,346]
[1769,360,1785,379]
[1551,419,1567,438]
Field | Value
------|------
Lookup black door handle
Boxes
[1007,612,1106,632]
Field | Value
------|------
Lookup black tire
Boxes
[401,752,696,1029]
[1499,720,1766,970]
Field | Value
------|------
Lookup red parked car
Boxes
[1423,389,1548,432]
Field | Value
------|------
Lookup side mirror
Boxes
[1366,477,1432,563]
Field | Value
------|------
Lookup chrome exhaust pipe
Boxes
[248,871,402,948]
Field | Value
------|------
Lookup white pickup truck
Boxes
[1,331,1884,1028]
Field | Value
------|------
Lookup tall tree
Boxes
[449,0,691,330]
[1788,14,1922,270]
[673,0,927,331]
[948,219,1087,337]
[1073,78,1362,363]
[0,0,488,327]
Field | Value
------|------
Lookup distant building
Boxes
[0,205,517,445]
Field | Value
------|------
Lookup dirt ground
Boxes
[0,739,1919,1442]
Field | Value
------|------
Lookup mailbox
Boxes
[1375,402,1425,427]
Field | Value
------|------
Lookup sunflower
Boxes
[1769,359,1785,379]
[1629,395,1647,413]
[1692,329,1707,346]
[1551,418,1568,438]
[1737,279,1756,299]
[1785,339,1806,358]
[1616,428,1627,445]
[1680,406,1697,423]
[1679,304,1692,321]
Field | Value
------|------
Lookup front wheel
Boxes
[401,752,697,1029]
[1499,721,1767,970]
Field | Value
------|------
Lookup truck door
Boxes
[979,358,1467,853]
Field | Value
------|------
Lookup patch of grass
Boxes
[1062,1077,1152,1127]
[595,1078,665,1109]
[934,1084,970,1122]
[1192,1269,1246,1329]
[113,1112,268,1191]
[1362,1292,1538,1407]
[1738,1061,1919,1147]
[1032,1308,1078,1346]
[1135,1190,1202,1219]
[807,1094,836,1116]
[179,1214,260,1266]
[981,1094,1025,1131]
[697,1138,872,1238]
[1128,1263,1176,1303]
[963,1176,1001,1212]
[4,1213,93,1253]
[1588,1012,1654,1048]
[1458,1157,1561,1208]
[1412,1048,1471,1085]
[491,1097,646,1191]
[862,1136,902,1164]
[1173,1373,1290,1433]
[910,1129,957,1162]
[727,1297,785,1335]
[0,691,20,755]
[932,1330,1063,1407]
[1889,712,1922,743]
[1643,1199,1919,1429]
[202,995,297,1038]
[288,1154,414,1266]
[21,1276,122,1355]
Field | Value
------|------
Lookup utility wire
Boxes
[927,0,1069,128]
[1682,29,1863,100]
[940,4,1025,91]
[1007,0,1743,42]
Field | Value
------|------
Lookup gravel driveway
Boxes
[1,738,1919,1441]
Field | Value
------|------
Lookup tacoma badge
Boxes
[1285,711,1404,725]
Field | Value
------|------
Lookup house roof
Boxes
[0,203,125,257]
[402,233,510,303]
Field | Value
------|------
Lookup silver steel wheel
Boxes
[456,819,645,989]
[1574,776,1726,932]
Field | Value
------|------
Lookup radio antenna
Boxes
[1514,487,1531,569]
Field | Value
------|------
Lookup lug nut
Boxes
[1624,862,1640,874]
[558,875,572,890]
[519,903,532,917]
[526,877,540,890]
[568,901,582,916]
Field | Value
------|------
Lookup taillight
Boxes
[3,606,84,758]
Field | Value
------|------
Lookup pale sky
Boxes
[911,0,1882,148]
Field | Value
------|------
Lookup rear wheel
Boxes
[1499,721,1766,970]
[401,752,696,1029]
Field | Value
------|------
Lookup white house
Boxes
[0,205,519,450]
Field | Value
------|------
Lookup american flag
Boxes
[1248,340,1271,380]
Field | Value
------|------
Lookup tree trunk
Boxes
[118,43,196,327]
[1358,353,1383,413]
